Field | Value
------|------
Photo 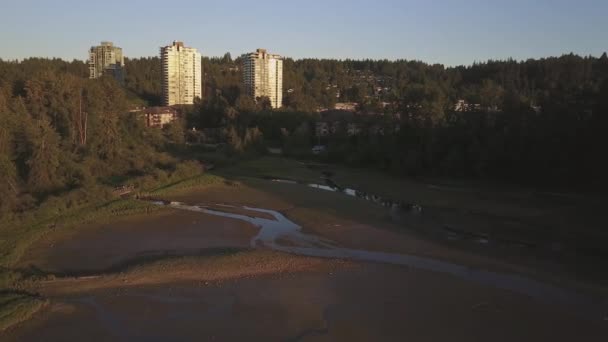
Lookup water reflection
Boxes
[300,178,424,213]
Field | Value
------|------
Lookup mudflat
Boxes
[5,253,607,341]
[18,208,257,274]
[159,181,606,291]
[7,169,608,341]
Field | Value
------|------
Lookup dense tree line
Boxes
[2,51,607,218]
[0,58,200,220]
[167,52,607,189]
[124,57,162,105]
[122,52,608,117]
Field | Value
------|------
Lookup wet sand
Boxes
[5,257,607,341]
[19,209,257,273]
[200,180,608,293]
[159,184,594,290]
[8,182,608,341]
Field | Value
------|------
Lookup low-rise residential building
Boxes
[347,123,362,136]
[369,124,385,136]
[142,107,179,128]
[330,121,342,134]
[315,122,330,136]
[531,104,542,113]
[314,120,354,136]
[454,99,481,112]
[334,102,359,112]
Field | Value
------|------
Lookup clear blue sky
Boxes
[1,0,606,66]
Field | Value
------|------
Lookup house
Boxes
[142,107,179,128]
[267,147,283,155]
[369,124,385,136]
[315,122,330,136]
[334,102,359,112]
[347,123,362,136]
[330,121,342,134]
[454,99,481,112]
[128,106,144,113]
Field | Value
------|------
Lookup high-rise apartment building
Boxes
[160,41,202,106]
[242,49,283,109]
[88,41,125,82]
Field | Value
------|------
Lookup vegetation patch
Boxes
[219,157,323,183]
[0,169,228,331]
[150,173,226,197]
[0,292,47,332]
[38,250,351,297]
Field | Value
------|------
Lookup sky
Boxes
[0,0,606,66]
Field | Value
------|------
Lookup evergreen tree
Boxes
[24,118,62,192]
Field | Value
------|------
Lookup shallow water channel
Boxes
[149,200,608,320]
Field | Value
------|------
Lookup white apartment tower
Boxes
[160,41,202,106]
[88,41,125,82]
[242,49,283,108]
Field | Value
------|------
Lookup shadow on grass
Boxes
[0,289,43,301]
[0,290,47,332]
[12,247,248,280]
[149,175,203,193]
[218,162,608,289]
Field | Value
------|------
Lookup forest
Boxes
[127,52,608,187]
[0,58,201,222]
[1,52,608,222]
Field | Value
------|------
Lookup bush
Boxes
[171,160,204,180]
[0,293,47,332]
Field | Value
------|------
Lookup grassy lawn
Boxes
[218,157,607,233]
[150,173,225,196]
[218,156,325,183]
[219,157,546,214]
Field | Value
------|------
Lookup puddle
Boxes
[271,179,298,185]
[275,177,532,250]
[441,225,537,249]
[296,178,424,213]
[163,202,334,249]
[307,184,338,192]
[151,201,607,320]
